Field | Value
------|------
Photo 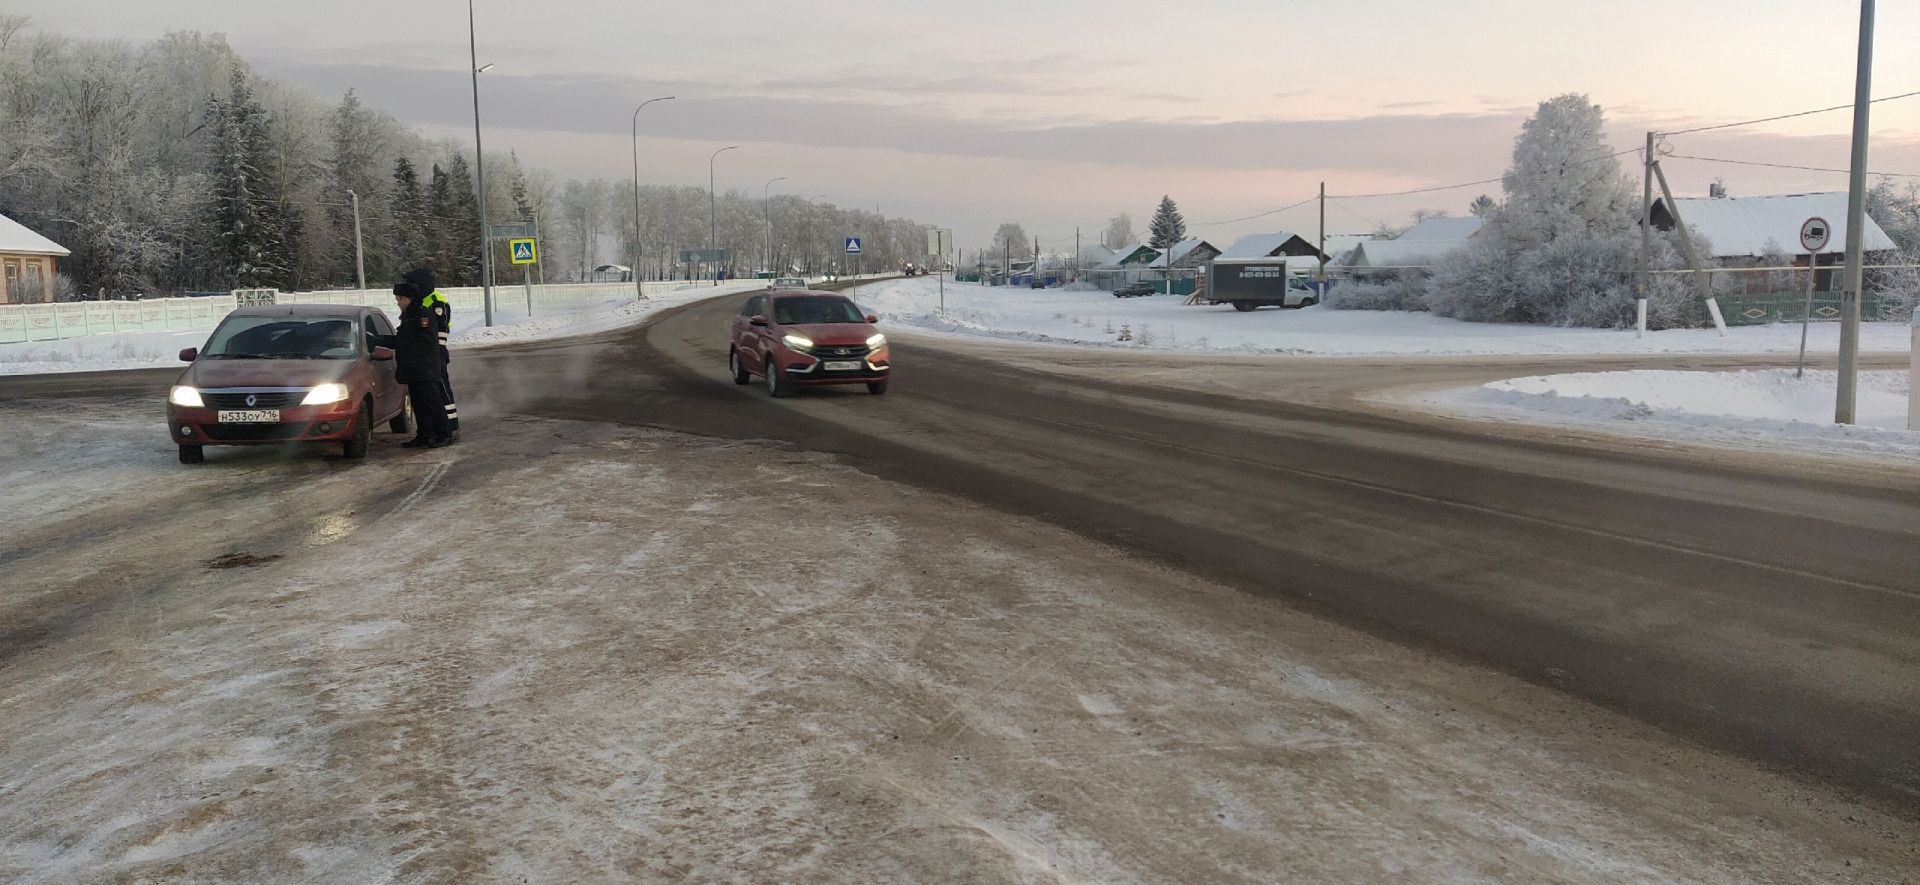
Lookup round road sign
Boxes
[1799,217,1831,253]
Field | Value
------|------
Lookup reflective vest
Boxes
[420,290,451,349]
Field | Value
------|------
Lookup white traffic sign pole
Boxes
[1796,217,1830,378]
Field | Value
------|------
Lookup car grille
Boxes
[204,391,303,409]
[813,344,870,359]
[202,423,309,441]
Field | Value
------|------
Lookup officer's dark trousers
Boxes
[409,379,452,442]
[440,358,460,432]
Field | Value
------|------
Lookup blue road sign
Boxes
[844,237,863,255]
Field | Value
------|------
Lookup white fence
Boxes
[0,281,706,345]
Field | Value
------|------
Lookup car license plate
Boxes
[823,360,861,371]
[217,409,280,423]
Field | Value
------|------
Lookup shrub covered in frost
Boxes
[1325,277,1427,311]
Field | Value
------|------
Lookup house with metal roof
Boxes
[1396,216,1487,242]
[1218,232,1329,261]
[1145,238,1222,269]
[0,211,69,304]
[1649,192,1894,259]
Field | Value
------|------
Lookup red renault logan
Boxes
[167,304,412,463]
[728,290,891,397]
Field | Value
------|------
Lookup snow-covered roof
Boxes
[1347,239,1471,269]
[1319,233,1376,265]
[1146,239,1215,268]
[1396,216,1485,242]
[0,212,69,257]
[1219,233,1293,259]
[1099,243,1159,268]
[1652,192,1896,257]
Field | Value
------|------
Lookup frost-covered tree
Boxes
[991,222,1031,262]
[388,156,425,273]
[444,153,483,285]
[1103,212,1135,249]
[1148,196,1185,248]
[1469,194,1497,217]
[1497,93,1635,249]
[206,62,297,287]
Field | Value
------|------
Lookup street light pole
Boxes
[467,0,494,327]
[630,95,675,300]
[348,189,367,295]
[1835,0,1875,424]
[763,176,787,277]
[709,145,739,286]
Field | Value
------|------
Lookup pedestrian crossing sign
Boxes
[844,237,862,255]
[509,238,538,265]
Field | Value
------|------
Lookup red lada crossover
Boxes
[167,304,412,463]
[728,290,891,397]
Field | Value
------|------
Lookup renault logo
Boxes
[245,394,258,407]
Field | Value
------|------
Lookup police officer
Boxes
[374,285,452,448]
[399,268,459,441]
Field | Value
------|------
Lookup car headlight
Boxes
[169,385,203,407]
[866,333,886,349]
[301,383,351,406]
[782,333,814,352]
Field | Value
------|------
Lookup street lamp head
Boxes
[476,62,495,73]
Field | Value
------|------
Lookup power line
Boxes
[1656,89,1920,136]
[1660,153,1920,180]
[1336,150,1635,200]
[1192,196,1316,227]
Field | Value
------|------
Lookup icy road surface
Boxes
[0,403,1913,882]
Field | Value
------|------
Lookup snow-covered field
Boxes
[0,282,765,375]
[859,277,1916,357]
[1412,369,1918,461]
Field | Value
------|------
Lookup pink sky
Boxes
[14,0,1920,248]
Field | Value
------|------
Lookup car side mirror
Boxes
[865,314,879,324]
[371,346,395,361]
[750,315,768,327]
[178,347,198,362]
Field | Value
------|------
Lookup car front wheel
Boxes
[866,380,888,395]
[342,400,372,459]
[178,444,204,465]
[730,348,752,385]
[765,356,789,398]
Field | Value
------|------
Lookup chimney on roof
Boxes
[1708,180,1728,199]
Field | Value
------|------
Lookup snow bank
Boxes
[1414,369,1917,461]
[0,281,765,375]
[859,277,1915,357]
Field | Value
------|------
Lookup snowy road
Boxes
[2,287,1917,881]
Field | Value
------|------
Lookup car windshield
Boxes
[773,296,864,325]
[202,316,359,360]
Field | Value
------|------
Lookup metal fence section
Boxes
[0,281,712,345]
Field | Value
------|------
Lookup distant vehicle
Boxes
[167,305,411,464]
[1206,260,1322,311]
[728,290,892,397]
[768,277,808,290]
[1112,281,1156,298]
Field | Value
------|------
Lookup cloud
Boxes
[250,58,1533,177]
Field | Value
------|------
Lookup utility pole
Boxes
[631,95,675,300]
[1638,131,1654,338]
[763,177,787,277]
[1650,159,1726,336]
[467,0,494,327]
[348,189,367,295]
[1835,0,1875,424]
[1316,181,1327,287]
[709,145,739,286]
[1074,227,1080,283]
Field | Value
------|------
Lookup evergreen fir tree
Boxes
[426,163,455,282]
[444,154,484,286]
[1148,195,1186,249]
[389,156,425,273]
[206,62,294,287]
